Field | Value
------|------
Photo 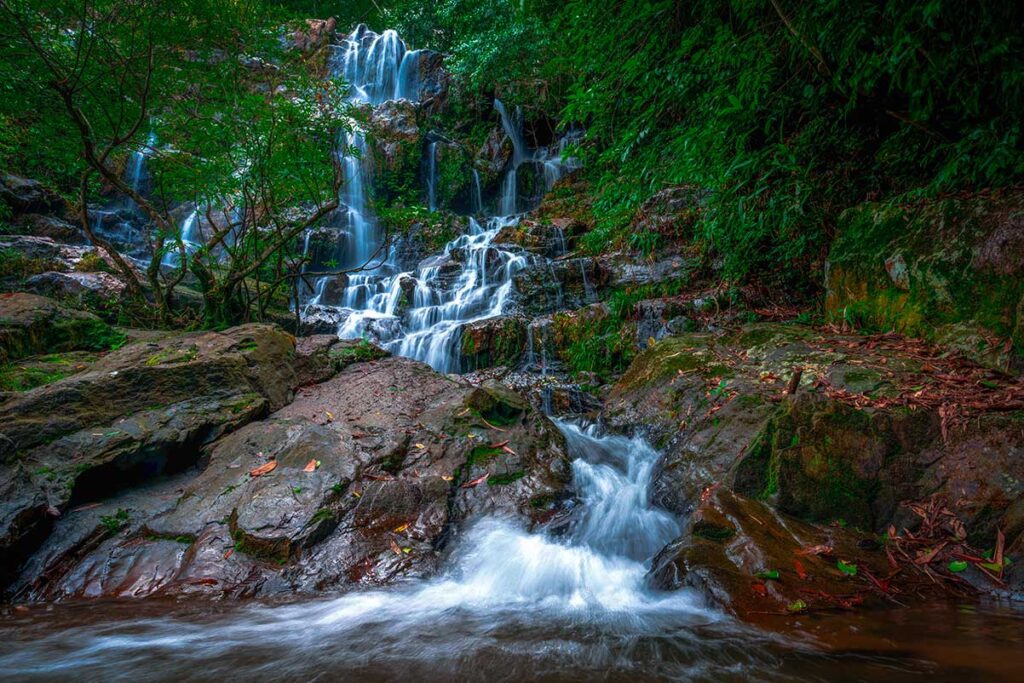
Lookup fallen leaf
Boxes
[249,460,277,477]
[750,582,768,596]
[793,559,807,580]
[786,599,808,613]
[389,539,402,556]
[414,443,425,449]
[441,475,454,482]
[489,440,510,449]
[224,549,234,560]
[948,560,968,573]
[755,569,780,581]
[303,459,318,472]
[393,523,409,533]
[462,473,489,488]
[797,544,834,557]
[402,547,412,554]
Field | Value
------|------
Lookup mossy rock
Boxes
[826,194,1024,371]
[0,293,124,363]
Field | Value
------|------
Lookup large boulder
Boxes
[826,192,1024,372]
[0,175,66,216]
[604,323,1024,566]
[0,293,124,363]
[0,324,298,590]
[11,356,572,600]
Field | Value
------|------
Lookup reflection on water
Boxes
[0,599,1022,681]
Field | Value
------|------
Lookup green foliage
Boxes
[0,247,58,279]
[385,0,1023,290]
[99,508,130,534]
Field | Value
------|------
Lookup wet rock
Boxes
[298,304,347,336]
[405,50,449,113]
[826,192,1024,372]
[597,250,691,288]
[0,293,123,363]
[368,99,422,174]
[0,175,66,216]
[631,185,708,243]
[291,17,336,55]
[294,335,389,387]
[494,219,577,258]
[14,214,85,244]
[0,324,297,590]
[15,357,571,599]
[315,273,348,306]
[459,315,527,371]
[24,271,126,305]
[649,487,940,626]
[605,323,1024,562]
[513,257,608,315]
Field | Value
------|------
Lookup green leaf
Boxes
[786,599,808,613]
[755,569,780,580]
[836,560,858,576]
[947,560,968,573]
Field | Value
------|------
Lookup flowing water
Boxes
[2,422,1022,681]
[299,26,578,374]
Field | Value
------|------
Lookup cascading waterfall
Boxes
[302,26,580,375]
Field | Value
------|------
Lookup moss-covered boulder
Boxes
[0,293,124,363]
[0,323,298,591]
[826,193,1024,371]
[459,315,527,371]
[605,323,1024,553]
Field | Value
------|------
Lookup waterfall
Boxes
[301,27,584,376]
[426,141,438,212]
[161,209,201,267]
[337,216,529,374]
[471,168,483,214]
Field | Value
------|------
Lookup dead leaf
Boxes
[249,460,277,477]
[393,523,409,533]
[303,459,318,473]
[793,559,807,580]
[389,538,402,556]
[462,473,489,488]
[797,544,834,557]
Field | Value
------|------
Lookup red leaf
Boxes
[751,582,769,596]
[461,473,489,488]
[302,459,318,473]
[793,559,807,580]
[249,460,277,477]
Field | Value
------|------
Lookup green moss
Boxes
[468,446,503,465]
[144,345,198,366]
[487,470,526,486]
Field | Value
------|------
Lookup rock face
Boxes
[604,324,1024,568]
[0,324,297,590]
[459,315,527,371]
[0,175,67,216]
[5,345,571,600]
[826,193,1024,372]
